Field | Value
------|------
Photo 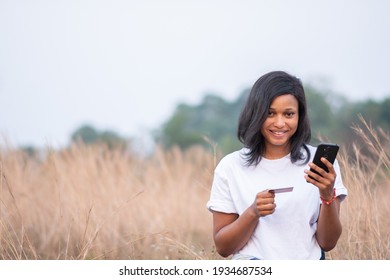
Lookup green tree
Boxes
[304,84,347,144]
[71,125,99,144]
[71,124,128,149]
[157,84,389,156]
[379,98,390,128]
[99,130,128,150]
[158,92,245,154]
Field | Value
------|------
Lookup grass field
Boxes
[1,121,389,259]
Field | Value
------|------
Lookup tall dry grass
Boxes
[1,120,389,259]
[328,117,390,260]
[0,143,220,260]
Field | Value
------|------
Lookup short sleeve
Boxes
[206,169,238,214]
[327,159,348,202]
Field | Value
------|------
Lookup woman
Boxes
[206,71,347,260]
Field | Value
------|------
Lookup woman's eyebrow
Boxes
[269,107,296,110]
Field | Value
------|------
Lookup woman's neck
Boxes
[263,145,290,160]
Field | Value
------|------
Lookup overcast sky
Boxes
[1,0,389,149]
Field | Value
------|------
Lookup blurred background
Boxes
[1,0,390,260]
[1,0,389,153]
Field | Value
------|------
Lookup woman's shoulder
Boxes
[305,144,317,153]
[216,148,247,169]
[218,148,245,162]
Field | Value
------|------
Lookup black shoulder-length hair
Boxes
[237,71,311,166]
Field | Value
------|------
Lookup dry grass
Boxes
[1,121,389,259]
[0,143,220,260]
[327,117,390,260]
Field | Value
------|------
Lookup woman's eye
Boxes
[285,112,295,117]
[268,111,275,116]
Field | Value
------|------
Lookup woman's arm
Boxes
[305,157,343,251]
[316,197,342,251]
[211,190,275,257]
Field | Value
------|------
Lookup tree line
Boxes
[156,84,390,155]
[21,83,389,157]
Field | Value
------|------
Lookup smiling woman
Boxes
[237,71,311,166]
[260,94,299,159]
[206,71,348,260]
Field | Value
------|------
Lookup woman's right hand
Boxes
[251,190,276,217]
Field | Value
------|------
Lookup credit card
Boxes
[269,187,294,193]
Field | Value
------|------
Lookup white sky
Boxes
[1,0,390,148]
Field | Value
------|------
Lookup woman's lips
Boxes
[269,130,288,137]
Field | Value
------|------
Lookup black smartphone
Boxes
[309,143,339,179]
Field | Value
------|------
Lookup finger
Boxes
[258,190,275,199]
[258,211,273,217]
[266,191,276,198]
[256,197,275,206]
[260,208,276,217]
[258,202,276,210]
[305,168,323,182]
[305,173,319,185]
[320,157,336,174]
[312,159,337,184]
[308,162,328,177]
[305,174,328,188]
[304,168,327,184]
[258,202,276,216]
[305,171,335,192]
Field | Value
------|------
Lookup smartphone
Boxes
[309,143,339,179]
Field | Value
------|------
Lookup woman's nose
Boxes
[274,116,285,127]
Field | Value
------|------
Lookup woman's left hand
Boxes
[304,157,336,200]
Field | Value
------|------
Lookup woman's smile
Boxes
[261,94,299,158]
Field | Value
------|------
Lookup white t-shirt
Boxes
[206,145,348,260]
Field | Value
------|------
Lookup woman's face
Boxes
[260,94,299,154]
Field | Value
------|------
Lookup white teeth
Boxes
[272,131,285,135]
